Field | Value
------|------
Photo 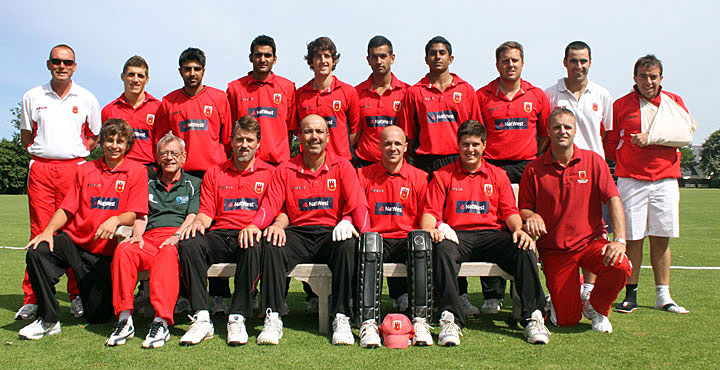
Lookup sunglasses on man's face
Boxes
[49,58,75,66]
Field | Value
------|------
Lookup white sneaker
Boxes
[332,313,354,345]
[459,294,480,316]
[359,319,381,348]
[580,289,591,303]
[393,294,409,312]
[211,296,228,316]
[655,300,690,314]
[14,303,38,320]
[174,297,191,314]
[142,320,170,348]
[106,318,135,346]
[18,319,61,340]
[180,315,214,345]
[412,317,433,346]
[227,314,248,346]
[583,300,613,333]
[438,311,462,346]
[70,296,84,318]
[257,309,283,345]
[305,297,319,315]
[481,298,502,314]
[524,309,550,344]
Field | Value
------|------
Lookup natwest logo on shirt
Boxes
[323,116,338,128]
[427,110,458,123]
[299,197,334,211]
[224,197,259,211]
[365,116,395,128]
[494,117,528,130]
[375,202,403,216]
[248,106,278,118]
[179,119,209,132]
[456,200,489,214]
[91,196,120,210]
[133,129,150,141]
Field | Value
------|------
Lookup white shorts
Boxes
[617,177,679,240]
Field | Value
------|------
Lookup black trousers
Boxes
[25,232,113,324]
[261,226,356,318]
[433,229,545,328]
[413,154,459,179]
[178,229,260,317]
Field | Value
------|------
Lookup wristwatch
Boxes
[173,232,181,238]
[615,238,627,245]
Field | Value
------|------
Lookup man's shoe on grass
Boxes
[211,296,228,316]
[70,296,84,318]
[14,303,38,320]
[106,319,134,346]
[481,298,502,314]
[655,301,690,314]
[257,309,283,345]
[19,319,61,340]
[393,293,409,312]
[438,311,462,347]
[614,300,637,313]
[332,313,354,345]
[524,309,550,344]
[180,315,214,345]
[583,300,613,333]
[359,319,381,348]
[142,320,170,349]
[412,317,433,346]
[227,314,248,346]
[459,294,480,316]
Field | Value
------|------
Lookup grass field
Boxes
[0,190,719,369]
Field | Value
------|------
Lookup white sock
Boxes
[195,310,210,322]
[582,283,595,293]
[655,285,673,306]
[119,310,132,323]
[153,317,168,327]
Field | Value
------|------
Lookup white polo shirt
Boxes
[21,81,102,159]
[545,78,613,158]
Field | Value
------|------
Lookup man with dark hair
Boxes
[296,37,360,161]
[605,55,691,315]
[422,120,549,346]
[17,44,102,321]
[397,36,481,174]
[354,36,409,168]
[519,108,630,333]
[227,35,296,165]
[20,119,148,340]
[176,115,282,346]
[243,114,369,346]
[103,55,161,165]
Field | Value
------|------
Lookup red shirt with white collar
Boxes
[227,72,296,164]
[476,78,551,161]
[359,161,427,239]
[295,76,361,160]
[355,74,410,162]
[423,159,517,230]
[60,158,148,256]
[199,159,274,231]
[604,87,685,181]
[153,86,232,172]
[102,92,161,164]
[518,146,619,253]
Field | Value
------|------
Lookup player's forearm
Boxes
[420,213,438,230]
[42,209,69,235]
[87,135,99,151]
[505,214,524,233]
[176,213,197,234]
[194,213,214,229]
[20,130,32,149]
[519,209,536,221]
[251,206,276,230]
[270,212,289,229]
[606,196,626,240]
[115,211,138,227]
[350,206,370,233]
[132,216,148,237]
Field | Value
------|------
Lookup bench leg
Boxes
[296,276,332,334]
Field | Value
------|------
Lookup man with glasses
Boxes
[17,44,102,321]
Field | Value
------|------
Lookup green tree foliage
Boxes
[680,146,697,170]
[0,105,31,193]
[699,129,720,179]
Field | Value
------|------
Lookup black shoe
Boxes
[614,300,637,313]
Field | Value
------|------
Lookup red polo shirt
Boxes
[60,158,148,256]
[604,87,685,181]
[153,86,232,172]
[253,152,368,228]
[295,76,361,160]
[397,73,481,156]
[423,159,517,230]
[518,146,619,253]
[227,72,296,164]
[476,78,551,161]
[199,159,274,231]
[102,92,161,165]
[359,161,427,239]
[354,74,409,162]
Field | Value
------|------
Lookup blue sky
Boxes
[2,0,717,145]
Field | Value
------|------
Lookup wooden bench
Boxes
[136,261,519,334]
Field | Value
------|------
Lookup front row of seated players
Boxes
[20,119,148,339]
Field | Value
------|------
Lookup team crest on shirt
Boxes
[524,102,533,113]
[204,105,213,117]
[72,106,78,114]
[273,93,282,104]
[393,101,401,112]
[484,184,493,196]
[592,103,599,112]
[332,100,342,112]
[255,181,265,194]
[115,180,126,193]
[400,187,410,200]
[578,170,588,184]
[146,114,155,126]
[453,92,462,103]
[327,179,337,191]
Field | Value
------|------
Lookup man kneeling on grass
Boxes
[105,133,200,348]
[20,119,148,340]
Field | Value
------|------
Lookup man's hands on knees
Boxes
[523,213,547,239]
[512,229,535,251]
[332,219,358,242]
[127,234,146,249]
[239,225,262,249]
[601,240,626,266]
[264,225,286,246]
[437,223,459,244]
[25,231,54,252]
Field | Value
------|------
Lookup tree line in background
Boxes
[1,105,719,193]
